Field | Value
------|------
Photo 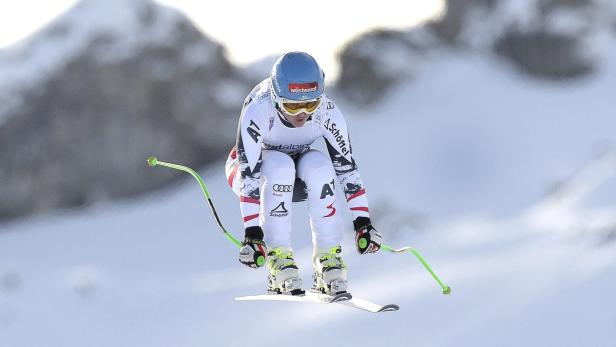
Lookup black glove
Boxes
[353,217,382,254]
[238,226,267,268]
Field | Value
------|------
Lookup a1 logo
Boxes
[320,179,335,199]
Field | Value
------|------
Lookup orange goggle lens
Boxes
[282,99,321,115]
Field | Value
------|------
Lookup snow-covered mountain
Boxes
[1,1,615,346]
[2,0,615,223]
[337,0,616,104]
[0,0,249,220]
[2,37,616,347]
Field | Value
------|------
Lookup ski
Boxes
[235,291,352,304]
[236,292,397,313]
[337,296,399,313]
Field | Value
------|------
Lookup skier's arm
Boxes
[322,100,382,254]
[235,98,266,233]
[321,100,370,219]
[235,98,269,267]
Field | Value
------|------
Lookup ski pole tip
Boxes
[147,156,158,167]
[442,286,452,295]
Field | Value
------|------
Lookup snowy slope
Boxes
[2,45,616,347]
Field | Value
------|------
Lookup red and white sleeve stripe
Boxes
[240,195,260,227]
[346,188,370,219]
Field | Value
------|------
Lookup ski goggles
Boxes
[279,97,322,116]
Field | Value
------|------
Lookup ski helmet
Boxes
[270,52,324,114]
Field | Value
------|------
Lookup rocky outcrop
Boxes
[494,29,593,78]
[491,0,598,78]
[337,29,433,105]
[0,0,249,220]
[336,0,613,104]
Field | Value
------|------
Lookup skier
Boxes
[225,51,382,296]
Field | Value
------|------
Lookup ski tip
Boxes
[377,304,400,312]
[442,286,452,295]
[330,292,352,303]
[147,156,158,167]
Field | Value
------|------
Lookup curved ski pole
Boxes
[146,156,242,248]
[380,244,451,295]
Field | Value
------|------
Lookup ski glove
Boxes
[353,217,382,254]
[239,226,267,268]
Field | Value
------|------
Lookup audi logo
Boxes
[273,184,294,192]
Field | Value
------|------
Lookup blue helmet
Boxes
[270,52,324,103]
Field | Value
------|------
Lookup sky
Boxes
[0,0,444,78]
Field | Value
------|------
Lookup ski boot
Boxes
[266,247,305,296]
[312,246,348,295]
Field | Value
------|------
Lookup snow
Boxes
[498,0,540,29]
[547,7,592,35]
[211,80,249,109]
[2,49,616,345]
[459,0,539,49]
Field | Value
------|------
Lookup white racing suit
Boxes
[225,78,371,250]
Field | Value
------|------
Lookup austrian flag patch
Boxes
[289,82,318,93]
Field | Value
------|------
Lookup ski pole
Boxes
[147,156,451,292]
[146,156,242,249]
[380,244,451,295]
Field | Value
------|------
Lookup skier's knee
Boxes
[298,150,334,179]
[262,150,296,180]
